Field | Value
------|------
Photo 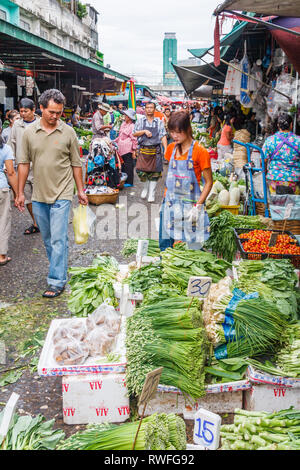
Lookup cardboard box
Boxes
[62,373,130,425]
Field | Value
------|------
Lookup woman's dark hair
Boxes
[39,89,66,108]
[277,113,293,131]
[7,110,19,122]
[168,110,193,137]
[19,98,35,110]
[225,114,234,126]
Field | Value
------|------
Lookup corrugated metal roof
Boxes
[215,0,300,17]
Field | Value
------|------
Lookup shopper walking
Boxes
[16,89,88,298]
[8,98,40,235]
[1,110,20,144]
[115,108,137,187]
[133,101,167,202]
[91,102,112,140]
[0,134,18,266]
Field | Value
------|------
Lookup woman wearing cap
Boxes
[92,102,112,140]
[263,113,300,195]
[114,109,138,187]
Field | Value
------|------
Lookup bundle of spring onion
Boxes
[221,408,300,450]
[126,292,208,399]
[236,259,299,321]
[204,211,269,262]
[124,261,163,293]
[121,238,160,258]
[275,322,300,377]
[68,256,119,316]
[203,285,288,359]
[57,413,186,450]
[161,242,231,289]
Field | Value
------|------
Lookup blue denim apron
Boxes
[160,141,210,246]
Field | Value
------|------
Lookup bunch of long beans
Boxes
[57,413,186,450]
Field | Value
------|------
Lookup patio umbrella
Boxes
[128,79,136,110]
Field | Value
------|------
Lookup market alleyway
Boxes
[0,171,166,435]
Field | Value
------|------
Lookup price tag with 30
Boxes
[187,276,212,298]
[193,408,221,450]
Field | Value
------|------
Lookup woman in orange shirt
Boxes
[217,114,235,161]
[159,111,213,251]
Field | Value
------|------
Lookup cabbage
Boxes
[213,180,225,193]
[229,187,241,205]
[218,189,230,205]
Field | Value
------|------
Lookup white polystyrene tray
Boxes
[38,316,126,377]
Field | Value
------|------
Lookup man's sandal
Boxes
[42,286,65,299]
[0,257,11,266]
[24,225,40,235]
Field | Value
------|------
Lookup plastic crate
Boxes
[216,205,240,216]
[233,228,300,268]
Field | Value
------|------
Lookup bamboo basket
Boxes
[87,190,119,206]
[271,219,300,235]
[255,202,270,218]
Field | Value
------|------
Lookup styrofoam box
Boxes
[244,365,300,412]
[38,316,127,377]
[244,384,300,413]
[62,373,129,425]
[139,381,251,418]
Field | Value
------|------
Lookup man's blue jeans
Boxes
[32,200,71,289]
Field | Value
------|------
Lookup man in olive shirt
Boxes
[16,89,88,298]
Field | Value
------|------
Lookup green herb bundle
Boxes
[68,256,119,316]
[221,408,300,450]
[204,211,268,262]
[236,259,299,321]
[121,238,160,258]
[161,243,231,288]
[57,413,186,450]
[125,293,208,399]
[208,291,288,359]
[125,261,163,293]
[276,322,300,377]
[0,412,65,450]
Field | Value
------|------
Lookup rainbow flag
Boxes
[128,79,136,111]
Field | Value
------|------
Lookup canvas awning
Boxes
[214,0,300,17]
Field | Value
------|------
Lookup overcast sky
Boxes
[88,0,232,84]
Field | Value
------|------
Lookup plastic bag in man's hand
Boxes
[73,204,96,245]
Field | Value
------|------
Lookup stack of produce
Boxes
[121,238,160,258]
[161,242,231,288]
[68,256,120,316]
[125,261,163,293]
[57,413,187,450]
[276,323,300,377]
[236,259,299,321]
[126,288,208,399]
[204,211,269,262]
[0,412,65,450]
[221,408,300,450]
[203,281,288,359]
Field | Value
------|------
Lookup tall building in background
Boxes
[163,32,179,86]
